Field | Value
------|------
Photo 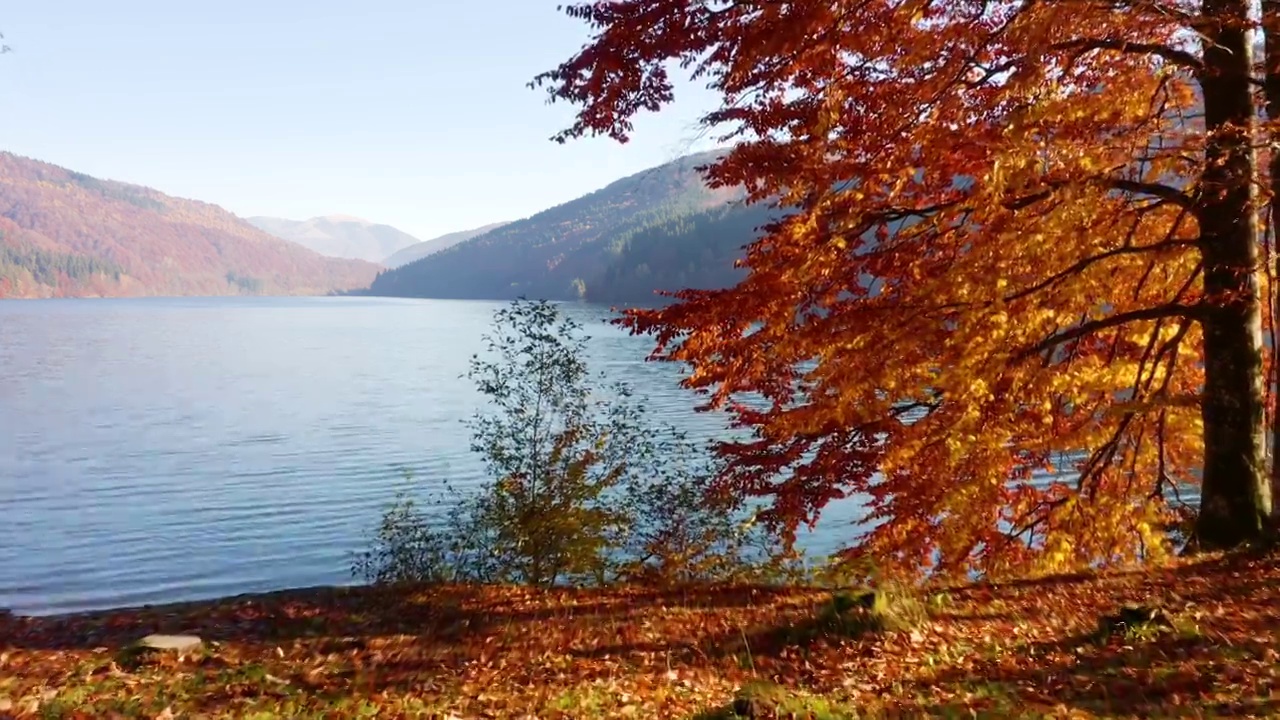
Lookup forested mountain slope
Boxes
[582,202,776,304]
[0,153,378,299]
[366,150,775,302]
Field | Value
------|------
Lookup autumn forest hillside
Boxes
[365,150,777,303]
[0,153,379,299]
[0,146,776,303]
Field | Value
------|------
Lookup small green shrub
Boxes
[351,480,489,585]
[772,586,929,645]
[820,591,890,637]
[355,299,783,587]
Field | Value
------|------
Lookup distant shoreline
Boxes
[3,583,363,621]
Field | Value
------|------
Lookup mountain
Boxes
[0,153,378,299]
[382,222,511,268]
[366,150,776,303]
[582,201,776,305]
[247,215,421,264]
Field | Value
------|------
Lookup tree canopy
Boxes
[535,0,1279,579]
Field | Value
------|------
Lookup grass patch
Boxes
[693,681,858,719]
[1091,604,1177,644]
[546,684,616,716]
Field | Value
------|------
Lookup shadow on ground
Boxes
[1,553,1277,718]
[1,582,799,651]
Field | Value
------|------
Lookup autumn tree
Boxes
[534,0,1278,577]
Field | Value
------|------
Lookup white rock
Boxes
[138,634,203,653]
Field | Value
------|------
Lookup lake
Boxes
[0,296,867,616]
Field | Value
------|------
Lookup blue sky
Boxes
[0,1,722,240]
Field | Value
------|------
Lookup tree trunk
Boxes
[1263,0,1280,526]
[1194,0,1273,549]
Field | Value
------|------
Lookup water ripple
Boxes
[0,297,812,616]
[0,296,1102,617]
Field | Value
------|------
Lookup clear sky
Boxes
[0,1,722,240]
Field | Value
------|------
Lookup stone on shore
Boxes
[138,634,203,653]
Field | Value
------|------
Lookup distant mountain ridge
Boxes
[382,222,511,268]
[0,153,378,299]
[367,149,775,303]
[247,215,421,264]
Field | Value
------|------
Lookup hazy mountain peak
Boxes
[382,221,511,268]
[319,214,374,225]
[248,215,421,264]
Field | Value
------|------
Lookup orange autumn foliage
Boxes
[535,0,1271,579]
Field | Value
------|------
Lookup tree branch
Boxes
[1051,38,1203,72]
[1017,304,1202,360]
[1001,176,1191,213]
[1004,239,1195,303]
[1104,178,1193,208]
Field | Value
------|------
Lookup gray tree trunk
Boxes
[1194,0,1273,549]
[1262,0,1280,526]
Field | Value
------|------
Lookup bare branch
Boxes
[1004,239,1195,303]
[1104,179,1194,208]
[1017,304,1202,360]
[1052,38,1203,72]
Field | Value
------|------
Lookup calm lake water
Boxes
[0,296,867,616]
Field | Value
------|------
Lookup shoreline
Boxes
[0,548,1225,622]
[2,583,367,622]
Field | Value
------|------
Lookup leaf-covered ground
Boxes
[2,552,1278,718]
